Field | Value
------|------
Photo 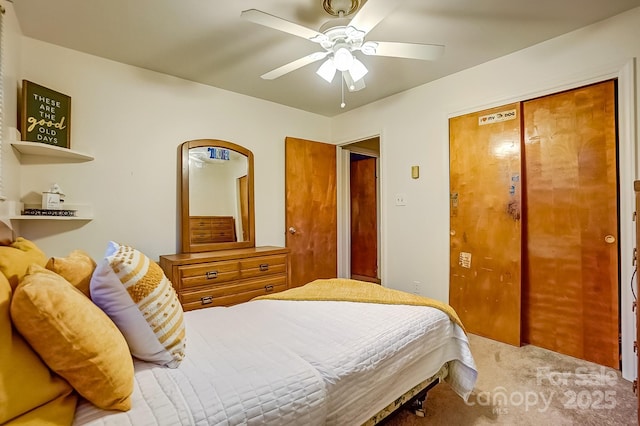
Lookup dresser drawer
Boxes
[181,275,287,310]
[190,218,213,230]
[189,216,237,243]
[190,230,213,243]
[239,255,287,279]
[178,260,239,289]
[209,229,236,242]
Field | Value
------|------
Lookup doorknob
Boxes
[604,235,616,244]
[288,227,297,234]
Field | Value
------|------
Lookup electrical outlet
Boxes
[413,280,421,295]
[395,193,407,206]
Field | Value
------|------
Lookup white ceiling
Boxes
[12,0,640,117]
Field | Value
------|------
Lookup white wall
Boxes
[331,7,640,380]
[9,36,329,261]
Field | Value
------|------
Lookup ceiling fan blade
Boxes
[241,9,327,43]
[363,41,445,61]
[348,0,403,35]
[261,52,329,80]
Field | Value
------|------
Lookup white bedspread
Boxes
[74,300,477,425]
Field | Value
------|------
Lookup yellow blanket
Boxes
[254,278,465,332]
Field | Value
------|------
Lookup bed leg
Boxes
[408,377,440,418]
[408,390,427,417]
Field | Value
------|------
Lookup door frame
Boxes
[447,59,636,380]
[337,136,383,282]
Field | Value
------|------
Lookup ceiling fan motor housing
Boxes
[319,25,365,52]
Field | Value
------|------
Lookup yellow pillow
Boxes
[46,249,96,297]
[0,237,47,289]
[11,265,134,411]
[0,272,77,425]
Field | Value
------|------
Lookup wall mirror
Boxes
[180,139,255,253]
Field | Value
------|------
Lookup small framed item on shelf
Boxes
[42,192,61,210]
[21,80,71,149]
[41,183,65,210]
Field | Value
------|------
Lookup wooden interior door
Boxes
[522,80,619,368]
[350,155,378,282]
[285,137,337,288]
[449,103,522,346]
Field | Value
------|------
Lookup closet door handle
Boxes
[604,235,616,244]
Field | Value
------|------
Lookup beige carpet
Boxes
[384,334,637,425]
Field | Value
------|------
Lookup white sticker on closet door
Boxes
[459,252,472,268]
[478,109,517,126]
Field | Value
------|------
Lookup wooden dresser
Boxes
[189,216,237,244]
[159,246,290,311]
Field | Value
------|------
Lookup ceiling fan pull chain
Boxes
[341,73,346,108]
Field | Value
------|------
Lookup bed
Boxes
[0,228,477,426]
[75,298,476,425]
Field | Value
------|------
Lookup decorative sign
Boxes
[478,109,516,126]
[207,147,230,160]
[21,80,71,148]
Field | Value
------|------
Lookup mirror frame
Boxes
[180,139,255,253]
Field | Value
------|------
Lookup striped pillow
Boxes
[90,241,186,368]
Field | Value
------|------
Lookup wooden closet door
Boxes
[522,80,619,368]
[449,103,522,346]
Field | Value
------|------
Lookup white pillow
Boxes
[90,241,186,368]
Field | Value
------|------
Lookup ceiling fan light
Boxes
[333,47,354,72]
[343,71,365,92]
[316,58,337,83]
[348,57,368,82]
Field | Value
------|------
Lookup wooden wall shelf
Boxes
[5,201,93,222]
[11,141,94,162]
[10,215,93,221]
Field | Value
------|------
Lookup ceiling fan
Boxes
[240,0,444,94]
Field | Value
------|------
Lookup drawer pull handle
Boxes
[259,263,269,271]
[265,285,274,292]
[206,271,218,279]
[201,296,213,305]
